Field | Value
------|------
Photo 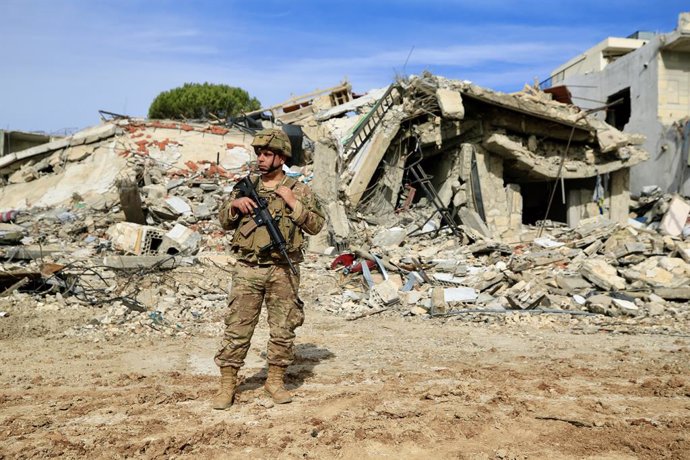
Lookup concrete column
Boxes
[567,188,584,227]
[609,168,630,224]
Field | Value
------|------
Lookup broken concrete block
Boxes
[432,272,465,285]
[580,259,626,291]
[647,293,665,304]
[653,287,690,301]
[410,305,429,316]
[165,196,193,216]
[585,294,617,316]
[436,88,464,120]
[106,222,165,255]
[118,180,146,225]
[525,251,567,268]
[443,287,477,303]
[674,242,690,264]
[612,242,646,259]
[148,204,179,221]
[430,287,449,314]
[457,208,492,238]
[372,227,406,248]
[82,193,109,211]
[583,240,603,256]
[342,290,362,302]
[1,245,66,260]
[142,184,167,200]
[596,128,629,153]
[8,167,35,184]
[556,275,592,293]
[476,292,496,304]
[401,290,423,305]
[136,288,159,310]
[611,298,640,316]
[505,280,547,309]
[474,272,504,292]
[659,195,690,237]
[533,237,565,248]
[619,256,690,288]
[199,183,219,192]
[657,256,690,275]
[372,279,400,306]
[166,179,185,191]
[0,224,25,244]
[192,203,212,219]
[65,146,92,162]
[645,302,666,316]
[453,189,468,207]
[327,201,350,243]
[159,224,201,255]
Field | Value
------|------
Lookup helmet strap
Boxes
[262,154,284,175]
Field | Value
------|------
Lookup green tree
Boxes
[147,82,261,120]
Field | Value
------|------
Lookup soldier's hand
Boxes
[231,197,257,215]
[276,186,297,210]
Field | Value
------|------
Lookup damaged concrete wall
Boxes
[0,140,128,209]
[301,73,648,247]
[555,14,690,196]
[471,145,512,236]
[343,109,405,207]
[0,119,257,211]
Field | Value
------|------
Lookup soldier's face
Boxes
[256,148,285,174]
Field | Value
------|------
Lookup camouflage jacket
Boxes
[219,175,325,264]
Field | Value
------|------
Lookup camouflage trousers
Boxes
[214,261,304,369]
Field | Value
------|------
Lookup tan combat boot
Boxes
[212,366,238,410]
[264,365,292,404]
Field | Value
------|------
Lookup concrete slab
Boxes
[660,195,690,237]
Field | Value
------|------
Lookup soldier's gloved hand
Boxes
[231,197,257,215]
[275,186,297,210]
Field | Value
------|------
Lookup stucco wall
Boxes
[559,37,690,196]
[659,50,690,121]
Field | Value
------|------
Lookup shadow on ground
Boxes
[240,343,335,391]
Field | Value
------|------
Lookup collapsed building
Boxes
[267,73,648,247]
[0,73,650,239]
[1,73,689,331]
[546,12,690,196]
[0,118,260,211]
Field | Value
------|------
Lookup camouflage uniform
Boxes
[214,175,324,369]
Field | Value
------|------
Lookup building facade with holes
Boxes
[546,12,690,196]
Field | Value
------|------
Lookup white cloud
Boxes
[1,0,684,131]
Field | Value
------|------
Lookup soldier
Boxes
[213,128,325,410]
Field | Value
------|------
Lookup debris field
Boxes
[1,74,689,458]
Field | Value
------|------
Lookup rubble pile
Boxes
[311,216,690,325]
[1,73,690,338]
[295,73,650,250]
[0,117,309,337]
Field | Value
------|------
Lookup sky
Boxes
[1,0,688,134]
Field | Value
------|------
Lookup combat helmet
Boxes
[251,128,292,158]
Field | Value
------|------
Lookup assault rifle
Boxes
[236,176,298,275]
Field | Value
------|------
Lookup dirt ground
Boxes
[1,289,689,459]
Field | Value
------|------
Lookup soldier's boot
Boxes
[212,366,238,410]
[264,365,292,404]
